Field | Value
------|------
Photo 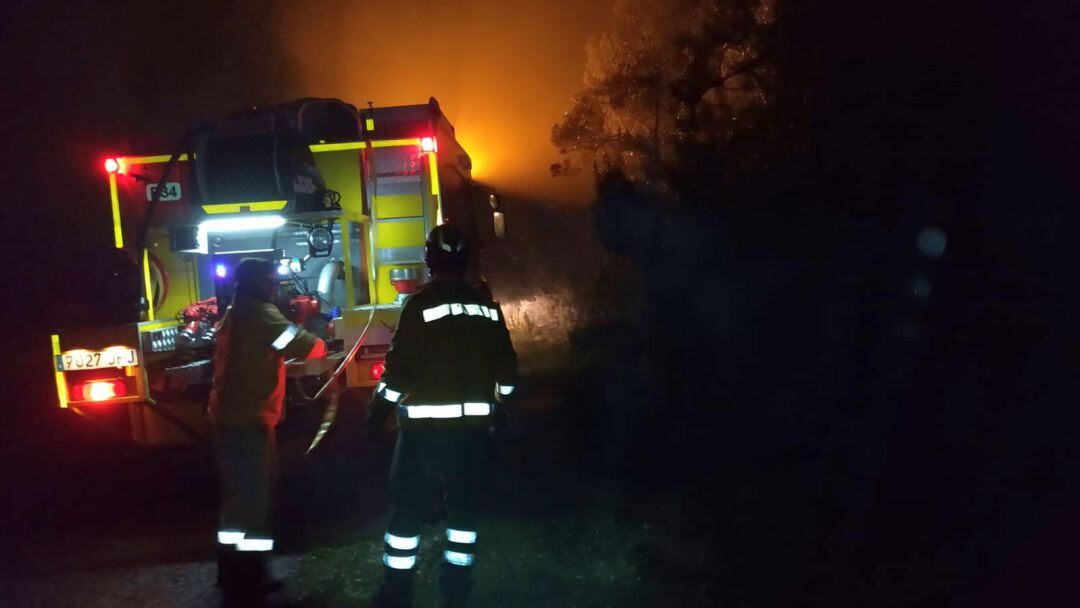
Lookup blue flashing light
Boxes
[215,263,228,279]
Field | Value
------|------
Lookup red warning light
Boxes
[74,379,127,402]
[104,158,120,174]
[420,137,437,153]
[370,361,386,381]
[86,381,118,401]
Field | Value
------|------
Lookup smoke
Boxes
[274,0,612,202]
[1,0,615,368]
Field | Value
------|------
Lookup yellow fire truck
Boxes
[49,98,505,446]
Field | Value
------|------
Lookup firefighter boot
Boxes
[372,567,415,608]
[216,545,239,589]
[223,552,282,601]
[438,562,473,608]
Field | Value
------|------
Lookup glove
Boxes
[365,394,394,436]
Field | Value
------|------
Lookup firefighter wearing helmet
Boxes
[209,258,326,598]
[367,224,519,608]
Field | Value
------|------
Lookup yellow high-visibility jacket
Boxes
[209,297,321,429]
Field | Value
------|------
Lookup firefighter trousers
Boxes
[382,426,485,574]
[214,424,278,551]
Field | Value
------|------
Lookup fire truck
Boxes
[49,98,506,446]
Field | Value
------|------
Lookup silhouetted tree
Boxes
[551,0,780,203]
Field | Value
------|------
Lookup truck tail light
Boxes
[73,379,128,402]
[420,137,437,153]
[104,158,123,174]
[370,361,386,381]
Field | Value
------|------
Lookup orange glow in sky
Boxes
[276,0,610,203]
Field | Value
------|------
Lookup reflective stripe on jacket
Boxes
[378,278,518,428]
[208,297,320,428]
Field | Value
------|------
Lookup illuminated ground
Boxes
[0,381,664,608]
[6,373,1077,607]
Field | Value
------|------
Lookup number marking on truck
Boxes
[146,182,182,201]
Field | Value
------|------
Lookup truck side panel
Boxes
[146,227,201,323]
[369,142,433,304]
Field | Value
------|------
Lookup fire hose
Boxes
[303,305,378,455]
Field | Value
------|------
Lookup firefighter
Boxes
[367,224,518,608]
[208,258,326,597]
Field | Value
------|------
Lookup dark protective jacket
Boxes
[375,277,518,429]
[208,296,321,429]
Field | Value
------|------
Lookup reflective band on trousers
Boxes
[422,303,500,323]
[376,381,403,403]
[402,403,492,419]
[237,537,274,552]
[463,402,491,416]
[444,550,475,566]
[446,528,477,544]
[218,530,244,545]
[383,554,418,570]
[271,324,301,351]
[385,532,420,551]
[497,384,515,396]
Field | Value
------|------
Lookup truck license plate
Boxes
[60,347,139,371]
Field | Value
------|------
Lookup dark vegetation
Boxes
[551,1,1080,605]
